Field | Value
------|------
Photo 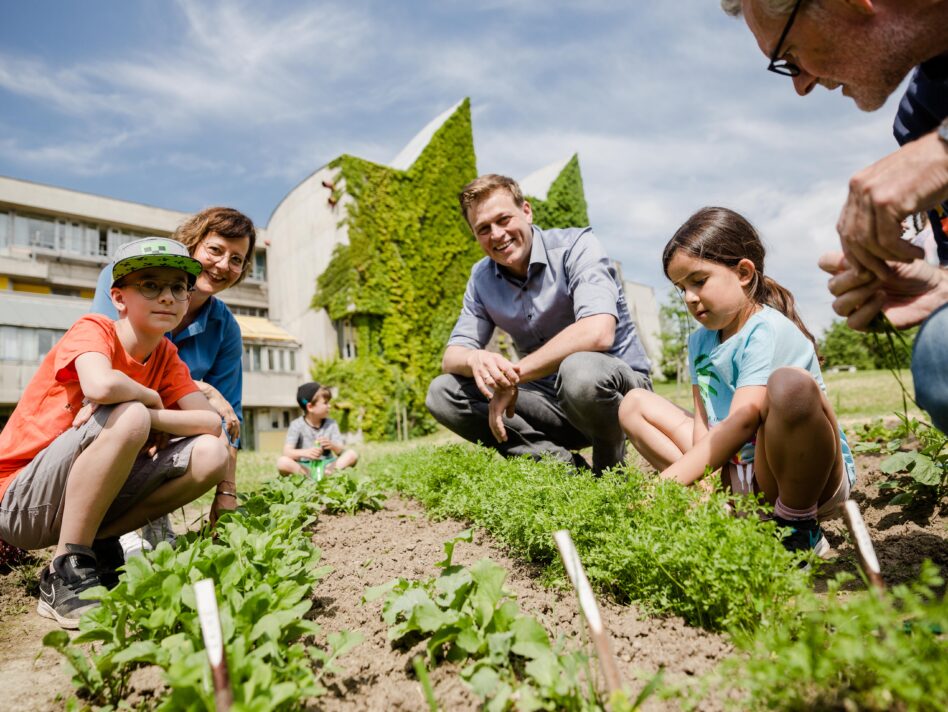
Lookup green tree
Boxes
[818,320,873,369]
[658,289,694,383]
[819,319,917,370]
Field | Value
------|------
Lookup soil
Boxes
[0,451,945,711]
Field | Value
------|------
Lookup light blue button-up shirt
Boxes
[90,264,244,426]
[447,226,650,389]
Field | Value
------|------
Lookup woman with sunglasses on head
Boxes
[91,207,256,545]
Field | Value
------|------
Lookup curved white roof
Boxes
[388,99,465,171]
[518,156,572,201]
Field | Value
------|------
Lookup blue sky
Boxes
[0,0,905,334]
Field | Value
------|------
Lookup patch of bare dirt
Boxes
[820,453,948,589]
[310,495,730,711]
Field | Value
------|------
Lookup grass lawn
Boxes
[231,368,923,494]
[654,368,923,425]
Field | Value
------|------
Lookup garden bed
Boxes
[0,442,945,710]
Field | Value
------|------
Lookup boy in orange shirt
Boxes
[0,237,229,628]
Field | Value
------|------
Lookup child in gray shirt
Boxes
[277,382,358,477]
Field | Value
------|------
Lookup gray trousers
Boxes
[426,351,652,473]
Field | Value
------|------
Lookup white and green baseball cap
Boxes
[111,237,203,287]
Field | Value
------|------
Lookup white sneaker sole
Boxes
[37,600,81,629]
[36,599,97,629]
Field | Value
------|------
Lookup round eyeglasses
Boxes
[126,279,193,301]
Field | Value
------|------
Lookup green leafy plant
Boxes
[877,417,948,506]
[720,562,948,711]
[313,470,387,514]
[365,530,624,711]
[44,477,363,710]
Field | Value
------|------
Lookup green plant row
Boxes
[44,475,374,711]
[365,529,655,712]
[362,444,808,633]
[715,563,948,711]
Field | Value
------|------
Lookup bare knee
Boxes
[619,388,651,428]
[189,435,228,486]
[105,401,151,445]
[766,367,821,427]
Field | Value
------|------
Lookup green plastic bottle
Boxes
[308,458,326,482]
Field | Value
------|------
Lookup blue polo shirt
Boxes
[448,225,651,391]
[893,53,948,264]
[90,264,244,424]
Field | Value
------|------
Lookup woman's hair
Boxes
[663,206,818,350]
[173,207,257,285]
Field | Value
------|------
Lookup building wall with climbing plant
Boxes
[310,99,591,440]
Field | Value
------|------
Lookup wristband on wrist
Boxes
[216,491,238,498]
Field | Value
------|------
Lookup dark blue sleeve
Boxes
[893,56,948,264]
[203,306,244,423]
[89,264,118,318]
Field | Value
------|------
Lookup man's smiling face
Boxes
[467,188,534,278]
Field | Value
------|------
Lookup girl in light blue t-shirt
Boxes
[619,207,856,560]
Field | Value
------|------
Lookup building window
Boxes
[250,251,267,281]
[0,211,10,248]
[288,350,296,372]
[0,326,65,362]
[230,305,269,318]
[337,319,357,360]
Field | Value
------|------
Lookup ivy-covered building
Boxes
[267,99,659,441]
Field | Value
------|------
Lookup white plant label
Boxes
[844,500,881,574]
[554,530,603,634]
[194,579,225,667]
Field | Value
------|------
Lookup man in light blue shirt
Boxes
[427,174,652,473]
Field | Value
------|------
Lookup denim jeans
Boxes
[913,301,948,434]
[425,351,652,473]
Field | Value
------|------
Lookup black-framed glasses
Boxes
[767,0,804,77]
[127,279,193,301]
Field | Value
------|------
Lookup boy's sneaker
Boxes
[776,516,831,567]
[37,544,102,629]
[92,536,125,589]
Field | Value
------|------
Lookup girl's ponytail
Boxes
[757,274,819,354]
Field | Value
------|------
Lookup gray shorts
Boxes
[0,404,197,550]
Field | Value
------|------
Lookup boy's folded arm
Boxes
[663,386,766,486]
[148,391,222,436]
[74,352,162,409]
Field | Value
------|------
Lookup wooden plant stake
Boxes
[553,530,622,696]
[842,500,885,592]
[194,578,234,711]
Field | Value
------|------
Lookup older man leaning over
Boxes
[723,0,948,431]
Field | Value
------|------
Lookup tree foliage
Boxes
[658,289,694,382]
[819,319,916,370]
